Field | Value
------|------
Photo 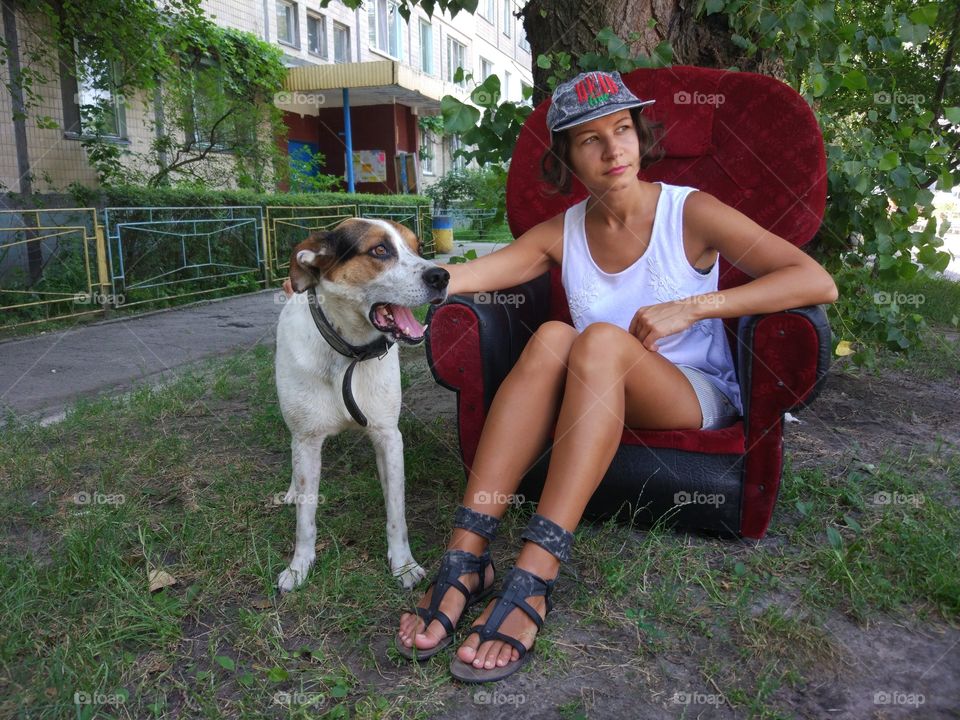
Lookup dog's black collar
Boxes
[307,287,394,427]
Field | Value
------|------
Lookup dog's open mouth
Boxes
[369,303,427,344]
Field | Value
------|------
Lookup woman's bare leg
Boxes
[457,322,703,669]
[398,321,579,649]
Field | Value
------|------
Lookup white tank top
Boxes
[560,181,743,414]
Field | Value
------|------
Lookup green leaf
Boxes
[440,95,481,134]
[267,666,289,682]
[810,73,828,97]
[909,5,939,25]
[841,69,867,90]
[826,526,843,551]
[944,107,960,124]
[536,54,552,70]
[878,151,899,171]
[843,514,862,533]
[705,0,725,13]
[733,561,747,576]
[214,655,235,671]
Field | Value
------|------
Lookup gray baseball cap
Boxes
[546,70,655,134]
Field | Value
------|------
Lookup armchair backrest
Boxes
[505,65,827,297]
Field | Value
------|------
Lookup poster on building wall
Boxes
[345,150,387,183]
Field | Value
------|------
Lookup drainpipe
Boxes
[2,0,32,199]
[343,87,355,193]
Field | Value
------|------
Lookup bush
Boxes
[424,167,504,211]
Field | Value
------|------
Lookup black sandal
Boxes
[396,505,499,661]
[449,513,574,682]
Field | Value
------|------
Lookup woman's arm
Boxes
[682,191,838,319]
[441,214,562,295]
[629,191,838,351]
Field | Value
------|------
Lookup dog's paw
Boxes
[277,559,313,593]
[392,561,426,590]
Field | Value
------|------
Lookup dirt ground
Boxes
[393,345,960,720]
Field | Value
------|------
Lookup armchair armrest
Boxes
[737,304,833,421]
[736,304,832,539]
[425,271,552,408]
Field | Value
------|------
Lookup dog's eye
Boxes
[369,244,388,257]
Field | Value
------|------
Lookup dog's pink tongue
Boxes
[389,304,425,338]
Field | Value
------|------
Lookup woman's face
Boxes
[566,109,640,193]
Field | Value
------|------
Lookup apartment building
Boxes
[0,0,533,196]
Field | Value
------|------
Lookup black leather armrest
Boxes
[426,271,552,408]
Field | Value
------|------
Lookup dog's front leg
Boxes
[277,435,324,592]
[368,426,425,589]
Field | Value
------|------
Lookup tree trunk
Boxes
[521,0,785,105]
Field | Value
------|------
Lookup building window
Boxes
[504,70,511,99]
[368,0,405,60]
[451,134,466,171]
[501,0,511,38]
[479,57,493,81]
[447,37,466,85]
[480,0,494,21]
[420,128,434,175]
[518,23,530,52]
[307,14,327,58]
[419,20,433,74]
[334,22,351,63]
[277,1,299,47]
[62,44,126,139]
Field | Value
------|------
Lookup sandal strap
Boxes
[421,548,494,629]
[414,605,455,636]
[520,513,574,564]
[469,566,555,647]
[453,504,501,542]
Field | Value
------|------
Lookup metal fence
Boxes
[103,205,267,309]
[0,202,432,330]
[0,208,109,330]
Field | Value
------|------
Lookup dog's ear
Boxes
[289,232,334,292]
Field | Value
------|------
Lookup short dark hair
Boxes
[539,107,665,195]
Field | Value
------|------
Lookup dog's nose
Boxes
[422,266,449,290]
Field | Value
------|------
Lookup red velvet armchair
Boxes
[425,66,832,539]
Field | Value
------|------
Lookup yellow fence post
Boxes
[94,220,112,317]
[262,220,272,287]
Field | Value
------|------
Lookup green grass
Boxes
[1,344,957,718]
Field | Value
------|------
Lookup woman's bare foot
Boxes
[397,559,495,650]
[455,542,558,669]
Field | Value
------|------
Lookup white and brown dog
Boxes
[275,218,449,592]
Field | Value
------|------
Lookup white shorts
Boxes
[676,364,740,430]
